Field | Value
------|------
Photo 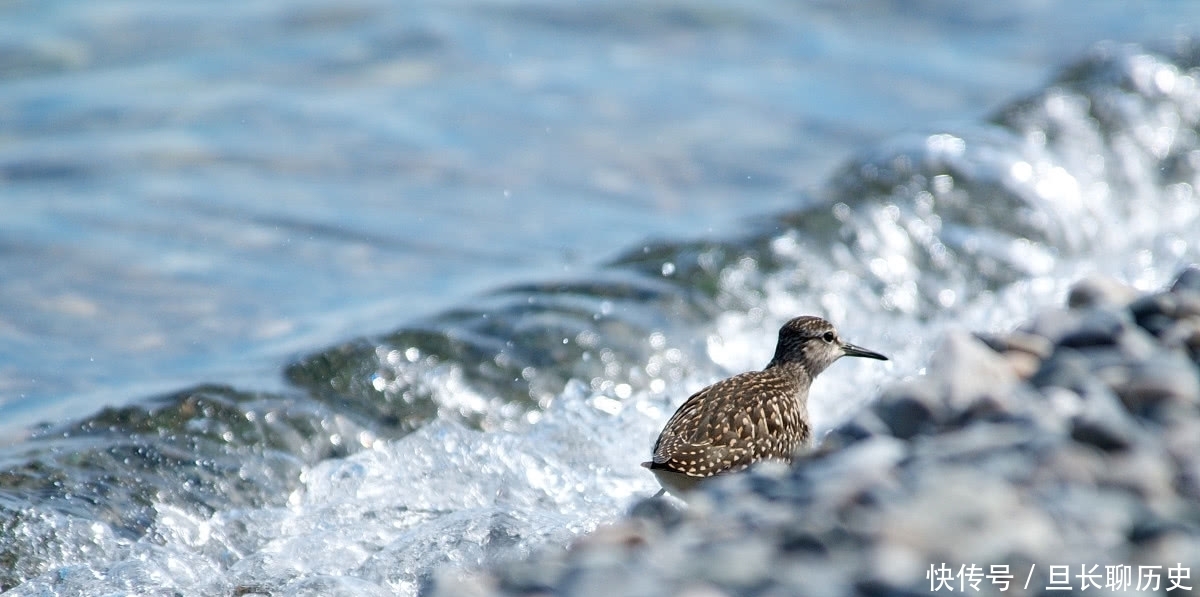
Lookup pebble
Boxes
[1066,273,1138,308]
[433,267,1200,597]
[1172,265,1200,293]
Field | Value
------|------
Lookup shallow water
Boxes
[3,1,1200,595]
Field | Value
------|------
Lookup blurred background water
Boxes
[3,1,1200,594]
[1,0,1188,435]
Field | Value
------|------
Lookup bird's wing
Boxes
[650,372,798,476]
[646,443,747,477]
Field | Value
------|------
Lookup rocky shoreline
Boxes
[435,267,1200,596]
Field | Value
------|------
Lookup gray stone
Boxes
[972,330,1054,359]
[790,436,906,512]
[1112,353,1200,422]
[871,331,1026,439]
[1030,347,1095,392]
[1161,318,1200,354]
[1067,274,1138,308]
[1062,382,1142,452]
[1057,308,1129,348]
[628,494,684,531]
[1131,291,1200,336]
[932,331,1021,411]
[973,330,1054,380]
[1021,307,1086,344]
[1001,349,1042,380]
[816,409,890,451]
[1171,265,1200,293]
[873,387,939,439]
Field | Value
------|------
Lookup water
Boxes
[3,1,1200,594]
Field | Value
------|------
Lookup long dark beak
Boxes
[842,342,888,361]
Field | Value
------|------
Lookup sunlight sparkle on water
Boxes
[925,133,966,156]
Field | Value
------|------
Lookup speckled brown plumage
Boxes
[642,316,888,495]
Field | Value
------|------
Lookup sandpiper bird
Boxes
[642,315,888,496]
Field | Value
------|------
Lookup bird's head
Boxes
[768,315,888,375]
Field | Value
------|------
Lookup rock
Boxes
[1067,274,1137,308]
[873,467,1059,566]
[627,495,684,531]
[1131,294,1179,337]
[873,387,938,440]
[1112,354,1200,422]
[1021,307,1080,344]
[1062,383,1142,452]
[1001,350,1043,379]
[870,331,1024,439]
[974,330,1054,379]
[1131,291,1200,336]
[786,436,907,512]
[1161,318,1200,354]
[1003,331,1055,358]
[1057,308,1128,348]
[1030,346,1094,392]
[1164,418,1200,502]
[816,409,890,451]
[1172,265,1200,293]
[933,331,1021,410]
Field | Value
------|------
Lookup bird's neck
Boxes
[764,358,814,389]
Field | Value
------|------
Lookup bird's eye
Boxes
[822,331,836,343]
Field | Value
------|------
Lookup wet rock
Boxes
[1171,265,1200,293]
[974,330,1054,380]
[1161,318,1200,354]
[1030,346,1093,391]
[1131,291,1200,337]
[872,467,1060,566]
[1000,350,1042,380]
[1112,354,1200,422]
[783,436,907,513]
[1021,307,1082,344]
[1067,274,1137,308]
[1002,331,1055,358]
[1057,308,1129,348]
[873,387,938,440]
[1061,383,1141,452]
[933,331,1021,412]
[628,496,684,531]
[1100,445,1177,511]
[873,331,1023,439]
[1131,293,1183,337]
[817,409,890,451]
